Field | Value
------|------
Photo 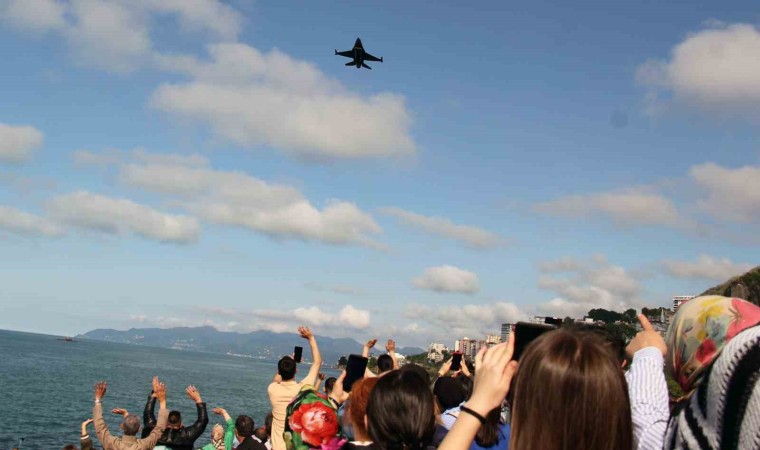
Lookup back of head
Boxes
[254,426,268,442]
[122,414,141,436]
[377,354,394,373]
[168,410,182,428]
[399,363,431,385]
[324,377,337,396]
[349,377,379,437]
[433,377,466,411]
[367,369,436,450]
[236,415,255,437]
[510,329,632,450]
[278,356,297,381]
[666,295,760,393]
[665,324,760,450]
[63,445,78,450]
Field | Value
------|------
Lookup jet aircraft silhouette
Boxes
[335,38,383,70]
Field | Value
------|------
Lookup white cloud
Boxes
[412,265,479,294]
[533,188,679,227]
[304,282,364,296]
[0,123,44,163]
[116,156,384,248]
[662,254,754,281]
[536,256,642,318]
[150,43,416,160]
[637,23,760,115]
[380,207,503,249]
[47,191,199,243]
[0,205,63,237]
[0,0,243,73]
[689,162,760,223]
[73,148,208,167]
[404,301,525,342]
[202,304,371,330]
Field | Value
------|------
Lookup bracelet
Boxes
[94,399,101,404]
[459,405,487,424]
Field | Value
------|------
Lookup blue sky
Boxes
[0,0,758,347]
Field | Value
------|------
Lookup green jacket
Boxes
[199,418,235,450]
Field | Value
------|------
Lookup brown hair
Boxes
[349,377,379,437]
[509,328,632,450]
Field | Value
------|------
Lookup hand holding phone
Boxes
[513,322,556,361]
[294,346,303,363]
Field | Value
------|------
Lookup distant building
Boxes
[673,295,695,311]
[485,334,500,346]
[528,316,562,325]
[428,342,449,362]
[500,323,514,342]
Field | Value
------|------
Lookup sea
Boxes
[0,329,340,450]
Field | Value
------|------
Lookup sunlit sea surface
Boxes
[0,329,339,449]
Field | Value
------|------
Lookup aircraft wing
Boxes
[364,52,382,62]
[335,50,353,58]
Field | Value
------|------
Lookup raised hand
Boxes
[626,314,667,357]
[111,408,129,416]
[186,385,202,403]
[438,358,453,377]
[212,407,226,416]
[318,373,326,381]
[155,382,167,403]
[385,339,396,353]
[81,418,93,437]
[94,381,107,401]
[151,376,160,398]
[365,338,378,349]
[468,338,518,414]
[298,326,314,340]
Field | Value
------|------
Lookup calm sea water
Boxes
[0,330,339,450]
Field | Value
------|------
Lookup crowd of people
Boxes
[58,295,759,450]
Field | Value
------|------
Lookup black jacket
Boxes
[141,394,208,450]
[235,437,268,450]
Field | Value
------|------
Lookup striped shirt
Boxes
[625,347,670,450]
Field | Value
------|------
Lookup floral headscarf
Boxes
[666,295,760,392]
[284,385,345,450]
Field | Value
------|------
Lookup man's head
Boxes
[324,377,337,396]
[235,415,255,441]
[377,354,394,374]
[168,410,183,429]
[278,356,297,381]
[63,445,78,450]
[120,415,141,436]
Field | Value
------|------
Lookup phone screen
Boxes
[294,346,303,363]
[450,352,463,371]
[344,354,368,392]
[513,322,556,361]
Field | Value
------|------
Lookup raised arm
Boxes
[140,381,169,450]
[386,339,399,370]
[362,338,379,377]
[141,376,159,437]
[213,408,235,450]
[80,418,94,450]
[625,315,669,450]
[92,382,117,449]
[182,385,209,441]
[298,326,322,386]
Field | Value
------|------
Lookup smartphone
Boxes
[544,317,562,327]
[294,346,303,363]
[513,322,556,361]
[344,354,369,392]
[450,351,463,371]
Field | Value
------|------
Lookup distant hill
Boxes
[700,266,760,306]
[78,326,424,365]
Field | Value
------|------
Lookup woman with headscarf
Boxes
[200,407,235,450]
[625,295,760,450]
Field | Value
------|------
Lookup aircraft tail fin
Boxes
[334,49,338,55]
[380,57,383,63]
[361,63,372,70]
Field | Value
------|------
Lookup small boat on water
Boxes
[56,336,76,342]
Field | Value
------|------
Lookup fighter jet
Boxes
[335,38,383,70]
